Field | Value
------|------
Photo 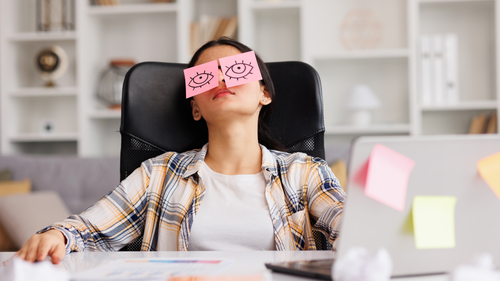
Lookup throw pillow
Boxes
[0,179,31,197]
[330,159,347,191]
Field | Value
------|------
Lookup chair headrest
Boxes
[120,61,324,153]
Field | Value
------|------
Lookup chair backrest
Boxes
[119,61,328,250]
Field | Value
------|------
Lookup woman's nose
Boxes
[218,67,225,83]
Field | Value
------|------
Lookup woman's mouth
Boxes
[213,88,234,99]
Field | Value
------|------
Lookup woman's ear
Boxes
[260,84,272,105]
[190,99,202,121]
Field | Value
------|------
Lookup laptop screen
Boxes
[336,134,500,277]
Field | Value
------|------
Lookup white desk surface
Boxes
[0,251,449,280]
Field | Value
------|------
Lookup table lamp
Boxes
[347,84,380,126]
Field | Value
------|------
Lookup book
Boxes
[444,33,459,104]
[420,35,433,105]
[222,16,238,39]
[486,113,498,134]
[212,18,230,41]
[190,22,201,54]
[190,16,238,55]
[432,34,445,104]
[468,113,488,134]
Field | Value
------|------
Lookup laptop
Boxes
[266,134,500,279]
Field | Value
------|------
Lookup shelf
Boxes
[250,0,300,10]
[421,100,498,111]
[9,87,78,97]
[8,31,77,42]
[88,3,177,15]
[90,109,121,119]
[325,124,412,135]
[314,49,410,61]
[419,0,492,4]
[10,133,79,142]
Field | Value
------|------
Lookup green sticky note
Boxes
[412,196,457,249]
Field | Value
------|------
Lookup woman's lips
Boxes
[213,88,234,99]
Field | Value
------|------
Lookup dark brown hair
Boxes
[188,37,285,151]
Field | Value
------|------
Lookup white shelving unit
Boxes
[1,0,498,156]
[300,0,412,143]
[410,0,499,135]
[238,0,302,62]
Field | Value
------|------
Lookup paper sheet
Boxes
[412,196,457,249]
[364,144,415,211]
[2,257,69,281]
[71,258,233,281]
[477,151,500,200]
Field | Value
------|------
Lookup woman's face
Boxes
[190,45,271,125]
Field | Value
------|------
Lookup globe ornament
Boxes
[35,45,68,87]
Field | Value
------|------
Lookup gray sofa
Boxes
[0,155,120,214]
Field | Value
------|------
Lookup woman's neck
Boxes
[204,120,262,175]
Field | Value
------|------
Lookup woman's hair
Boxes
[188,37,286,151]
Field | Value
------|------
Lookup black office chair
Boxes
[119,61,330,250]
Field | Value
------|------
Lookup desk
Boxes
[0,251,448,280]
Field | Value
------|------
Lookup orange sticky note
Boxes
[364,144,415,211]
[478,151,500,200]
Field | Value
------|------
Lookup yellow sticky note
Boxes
[412,196,457,249]
[478,151,500,200]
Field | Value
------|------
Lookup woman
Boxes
[15,37,345,264]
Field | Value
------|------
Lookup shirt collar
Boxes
[182,143,280,179]
[183,143,208,178]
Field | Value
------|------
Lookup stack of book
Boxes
[468,112,497,134]
[419,33,459,106]
[190,16,238,54]
[91,0,173,5]
[91,0,119,4]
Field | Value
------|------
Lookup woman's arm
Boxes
[306,159,346,247]
[51,164,151,252]
[15,161,152,262]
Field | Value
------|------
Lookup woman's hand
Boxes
[15,229,66,264]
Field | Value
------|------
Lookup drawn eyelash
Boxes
[188,71,215,90]
[224,60,254,81]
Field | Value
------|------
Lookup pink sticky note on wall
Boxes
[478,151,500,200]
[184,60,219,98]
[219,51,262,88]
[364,144,416,211]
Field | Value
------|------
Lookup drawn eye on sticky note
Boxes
[184,60,219,98]
[412,196,457,249]
[219,51,262,88]
[364,144,415,212]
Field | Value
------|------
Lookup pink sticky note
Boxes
[219,51,262,88]
[364,144,416,211]
[478,151,500,200]
[184,60,219,98]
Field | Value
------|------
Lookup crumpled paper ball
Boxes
[1,256,69,281]
[449,253,500,281]
[332,247,392,281]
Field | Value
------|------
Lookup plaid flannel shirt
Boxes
[43,144,345,252]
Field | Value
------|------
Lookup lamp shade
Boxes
[347,84,381,109]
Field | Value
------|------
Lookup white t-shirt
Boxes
[187,162,276,251]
